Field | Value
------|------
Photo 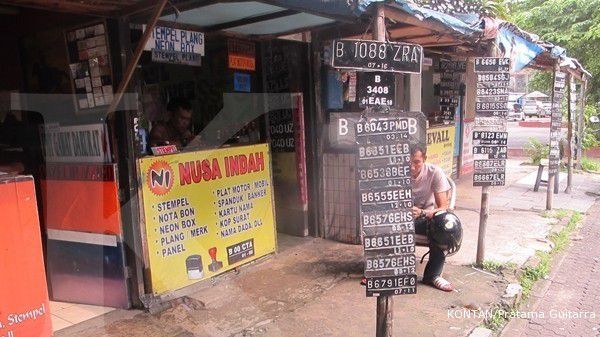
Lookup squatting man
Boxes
[410,145,463,292]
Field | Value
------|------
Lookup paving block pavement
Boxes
[501,199,600,337]
[53,160,599,337]
[451,160,600,267]
[56,235,507,337]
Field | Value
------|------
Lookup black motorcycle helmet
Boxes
[428,211,463,256]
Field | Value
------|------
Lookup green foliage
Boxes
[542,209,570,220]
[581,157,600,171]
[509,0,600,103]
[527,71,552,94]
[583,104,600,149]
[523,137,549,164]
[480,0,510,19]
[475,260,518,274]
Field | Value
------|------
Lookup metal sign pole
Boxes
[373,5,393,337]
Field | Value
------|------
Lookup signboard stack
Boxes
[330,38,423,299]
[435,60,466,122]
[356,116,417,296]
[548,72,566,174]
[472,58,510,187]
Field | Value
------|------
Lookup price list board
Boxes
[473,58,510,186]
[355,116,417,296]
[548,72,566,174]
[434,60,465,122]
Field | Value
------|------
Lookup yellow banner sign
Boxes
[426,125,455,175]
[139,144,276,294]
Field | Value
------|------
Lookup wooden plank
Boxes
[403,35,458,45]
[389,25,434,39]
[106,0,168,119]
[566,73,573,194]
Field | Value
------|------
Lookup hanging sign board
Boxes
[357,165,411,190]
[476,72,510,82]
[233,73,251,92]
[331,39,422,74]
[439,97,459,107]
[144,26,205,55]
[228,39,256,71]
[435,60,467,73]
[360,210,415,236]
[473,145,507,159]
[143,26,204,66]
[476,80,510,88]
[151,50,202,66]
[474,57,510,72]
[358,72,395,107]
[328,112,426,151]
[364,254,416,278]
[472,131,508,146]
[366,275,417,296]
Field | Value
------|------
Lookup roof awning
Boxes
[158,1,338,36]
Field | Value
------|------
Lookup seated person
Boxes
[411,145,462,292]
[149,98,194,149]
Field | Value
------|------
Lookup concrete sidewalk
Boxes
[55,159,600,337]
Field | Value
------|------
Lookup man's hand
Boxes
[413,206,436,219]
[412,206,423,219]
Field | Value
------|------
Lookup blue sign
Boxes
[234,72,251,92]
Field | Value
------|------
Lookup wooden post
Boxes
[106,0,168,119]
[546,174,554,210]
[372,4,393,337]
[576,80,587,169]
[476,186,489,265]
[546,68,557,210]
[376,295,394,337]
[566,74,573,194]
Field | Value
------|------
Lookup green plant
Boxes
[523,137,549,165]
[583,104,600,149]
[542,209,570,220]
[581,157,600,172]
[475,260,518,274]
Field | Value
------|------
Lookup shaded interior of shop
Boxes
[0,0,362,322]
[6,0,576,327]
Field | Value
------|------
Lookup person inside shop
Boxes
[410,145,463,292]
[149,98,194,149]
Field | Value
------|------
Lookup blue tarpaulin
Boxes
[357,0,482,36]
[496,26,544,72]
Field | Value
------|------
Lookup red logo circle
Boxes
[147,161,174,195]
